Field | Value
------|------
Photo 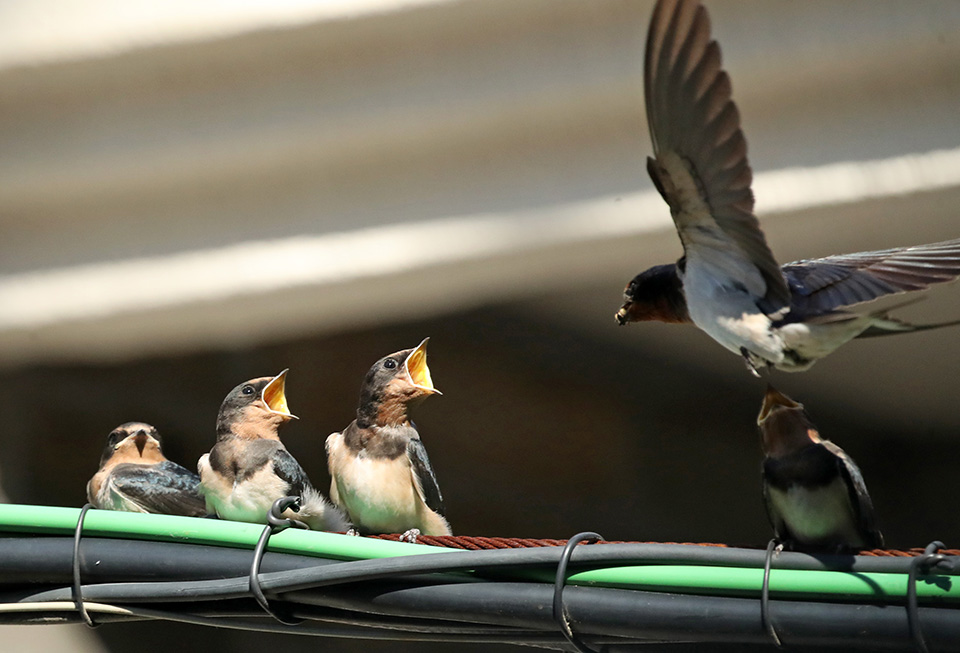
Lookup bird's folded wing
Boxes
[821,441,883,548]
[645,0,789,310]
[270,447,311,498]
[111,462,207,516]
[407,438,445,517]
[782,238,960,316]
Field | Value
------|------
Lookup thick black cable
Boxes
[71,503,97,628]
[249,496,308,626]
[553,532,603,653]
[761,539,782,648]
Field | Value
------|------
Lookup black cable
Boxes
[553,532,603,653]
[761,539,782,648]
[908,541,955,653]
[71,503,97,628]
[249,497,308,626]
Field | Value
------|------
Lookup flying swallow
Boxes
[758,386,883,550]
[87,422,207,517]
[198,370,348,531]
[615,0,960,373]
[326,338,451,540]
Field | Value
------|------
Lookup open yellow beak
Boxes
[757,385,801,424]
[262,369,298,419]
[404,338,441,395]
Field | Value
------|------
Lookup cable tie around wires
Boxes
[553,531,604,653]
[250,496,309,626]
[761,539,783,648]
[907,540,954,653]
[71,504,98,628]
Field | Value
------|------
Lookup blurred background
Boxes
[1,0,959,651]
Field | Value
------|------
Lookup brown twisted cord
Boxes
[361,533,960,557]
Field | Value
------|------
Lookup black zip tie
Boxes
[71,503,98,628]
[907,540,954,653]
[553,531,603,653]
[250,496,309,626]
[761,539,782,648]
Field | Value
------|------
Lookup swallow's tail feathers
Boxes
[298,486,351,532]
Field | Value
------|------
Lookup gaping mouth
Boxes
[263,369,298,419]
[757,385,801,424]
[404,338,441,395]
[133,430,148,456]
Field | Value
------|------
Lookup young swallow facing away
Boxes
[86,422,207,517]
[758,386,883,550]
[198,370,348,531]
[615,0,960,373]
[326,338,451,540]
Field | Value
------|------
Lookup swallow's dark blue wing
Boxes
[821,441,884,549]
[782,238,960,318]
[407,437,445,517]
[111,461,207,517]
[270,447,311,498]
[645,0,789,311]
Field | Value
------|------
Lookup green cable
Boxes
[0,504,451,560]
[0,504,956,603]
[567,565,960,601]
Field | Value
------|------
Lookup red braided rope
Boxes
[363,533,959,557]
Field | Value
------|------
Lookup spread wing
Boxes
[821,441,884,549]
[407,437,445,517]
[781,238,960,318]
[645,0,789,311]
[110,461,207,517]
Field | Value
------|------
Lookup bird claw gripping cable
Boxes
[72,504,99,628]
[250,496,310,625]
[553,531,604,653]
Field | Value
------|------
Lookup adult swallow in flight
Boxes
[615,0,960,373]
[326,338,451,540]
[198,370,348,531]
[758,386,883,550]
[86,422,207,517]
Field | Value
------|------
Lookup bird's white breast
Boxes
[768,477,862,546]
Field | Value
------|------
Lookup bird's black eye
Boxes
[242,385,255,395]
[383,359,397,369]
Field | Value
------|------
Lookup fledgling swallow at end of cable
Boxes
[198,370,349,531]
[758,386,883,550]
[87,422,207,517]
[616,0,960,374]
[326,338,451,540]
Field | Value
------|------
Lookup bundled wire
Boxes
[0,504,958,650]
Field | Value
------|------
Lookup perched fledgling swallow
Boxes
[198,370,348,531]
[87,422,207,517]
[326,338,451,540]
[758,386,883,550]
[616,0,960,373]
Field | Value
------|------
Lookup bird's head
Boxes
[757,385,821,457]
[100,422,165,466]
[358,338,441,427]
[615,264,690,325]
[216,369,297,440]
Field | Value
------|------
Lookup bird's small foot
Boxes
[740,347,762,378]
[400,528,421,544]
[345,528,360,537]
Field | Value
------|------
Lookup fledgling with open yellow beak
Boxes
[198,370,348,531]
[87,422,207,516]
[326,338,450,541]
